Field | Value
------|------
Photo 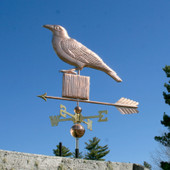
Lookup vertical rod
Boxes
[78,69,80,75]
[77,100,79,107]
[75,70,80,158]
[75,138,79,158]
[59,142,62,156]
[77,69,80,107]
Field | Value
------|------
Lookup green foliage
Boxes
[143,161,152,170]
[154,66,170,147]
[163,65,170,78]
[160,161,170,170]
[154,66,170,169]
[53,145,72,157]
[154,113,170,147]
[84,137,110,161]
[156,112,170,149]
[161,113,170,128]
[163,65,170,105]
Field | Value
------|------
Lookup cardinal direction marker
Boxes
[49,104,108,131]
[49,115,74,126]
[60,104,75,118]
[49,115,60,126]
[82,119,93,131]
[81,110,108,122]
[98,110,108,122]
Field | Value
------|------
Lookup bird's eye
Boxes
[55,26,61,31]
[54,26,59,30]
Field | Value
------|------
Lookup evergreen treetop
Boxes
[53,144,72,157]
[154,65,170,170]
[163,65,170,105]
[84,137,110,161]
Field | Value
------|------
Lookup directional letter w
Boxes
[49,115,60,126]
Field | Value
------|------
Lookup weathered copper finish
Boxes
[43,25,122,82]
[62,74,90,100]
[70,124,85,138]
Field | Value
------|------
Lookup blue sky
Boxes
[0,0,170,167]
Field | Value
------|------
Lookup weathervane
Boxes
[38,25,139,158]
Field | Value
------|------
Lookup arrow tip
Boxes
[37,92,47,101]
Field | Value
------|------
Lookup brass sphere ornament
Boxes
[74,106,82,114]
[70,124,85,138]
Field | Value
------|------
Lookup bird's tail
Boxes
[94,62,122,82]
[107,71,122,82]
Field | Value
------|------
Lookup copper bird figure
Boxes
[43,25,122,82]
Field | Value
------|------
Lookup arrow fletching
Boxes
[115,97,139,114]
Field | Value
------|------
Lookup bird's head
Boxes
[43,25,69,38]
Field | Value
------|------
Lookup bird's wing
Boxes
[60,38,103,65]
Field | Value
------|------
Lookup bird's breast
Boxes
[52,38,67,58]
[52,37,78,67]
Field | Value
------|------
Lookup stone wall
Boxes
[0,150,148,170]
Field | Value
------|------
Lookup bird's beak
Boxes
[43,25,54,31]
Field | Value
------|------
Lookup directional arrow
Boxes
[38,93,139,114]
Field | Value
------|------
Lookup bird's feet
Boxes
[60,69,77,75]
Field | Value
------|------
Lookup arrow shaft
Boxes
[45,95,138,108]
